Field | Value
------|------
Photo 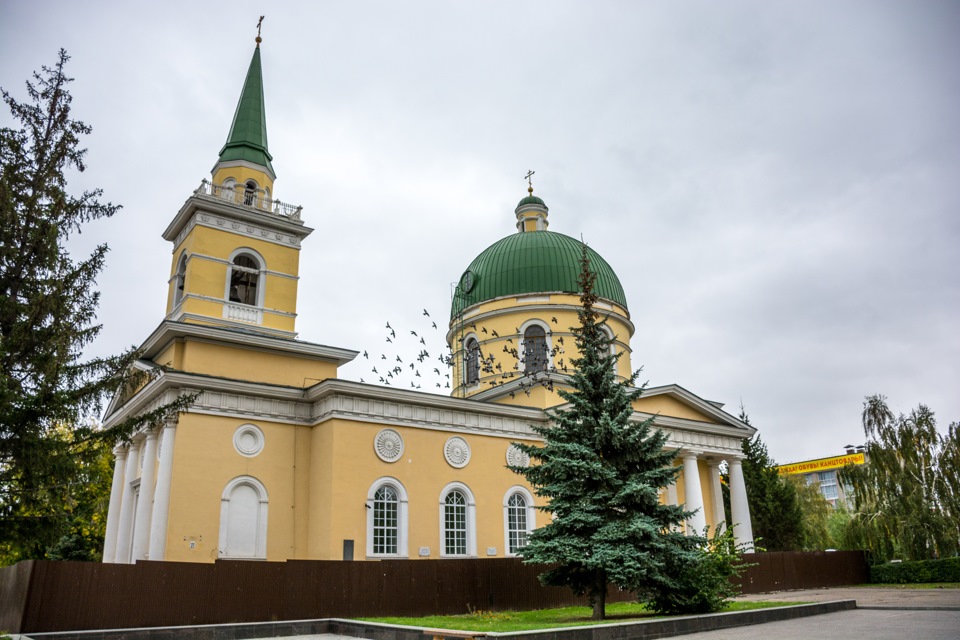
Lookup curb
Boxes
[20,600,857,640]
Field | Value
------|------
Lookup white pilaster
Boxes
[707,459,726,535]
[728,456,755,551]
[132,430,159,561]
[681,451,706,536]
[101,446,128,563]
[114,438,141,564]
[148,421,178,561]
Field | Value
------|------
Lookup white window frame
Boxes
[172,252,188,309]
[218,475,269,560]
[519,319,553,374]
[438,481,477,558]
[462,333,481,387]
[366,477,409,558]
[503,486,535,556]
[224,248,266,309]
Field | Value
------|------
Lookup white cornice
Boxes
[448,301,634,340]
[103,368,752,457]
[163,196,313,247]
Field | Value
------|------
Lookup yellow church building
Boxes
[100,37,756,565]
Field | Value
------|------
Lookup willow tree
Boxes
[842,395,960,561]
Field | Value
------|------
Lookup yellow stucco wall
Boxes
[448,294,633,405]
[165,216,301,335]
[632,395,718,423]
[150,338,338,386]
[163,412,546,563]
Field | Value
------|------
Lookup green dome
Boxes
[516,194,546,208]
[451,231,628,318]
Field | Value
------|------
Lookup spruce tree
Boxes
[0,51,186,563]
[511,244,699,620]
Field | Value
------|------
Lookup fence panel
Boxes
[3,551,868,633]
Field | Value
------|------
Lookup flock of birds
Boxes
[355,308,574,399]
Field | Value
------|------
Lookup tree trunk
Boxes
[591,571,607,620]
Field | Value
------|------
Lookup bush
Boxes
[643,525,750,615]
[870,557,960,584]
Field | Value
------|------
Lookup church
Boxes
[100,36,756,564]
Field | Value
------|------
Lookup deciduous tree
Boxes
[842,395,960,562]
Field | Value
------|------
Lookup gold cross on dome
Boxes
[525,170,535,190]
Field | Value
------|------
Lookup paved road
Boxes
[736,585,960,609]
[675,608,959,640]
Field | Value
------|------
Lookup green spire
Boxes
[218,45,275,176]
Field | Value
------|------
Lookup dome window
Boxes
[523,325,548,374]
[464,338,480,385]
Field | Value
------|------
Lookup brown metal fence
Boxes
[0,552,867,634]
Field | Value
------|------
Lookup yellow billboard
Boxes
[778,452,865,476]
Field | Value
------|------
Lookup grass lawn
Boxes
[360,600,801,633]
[864,582,960,589]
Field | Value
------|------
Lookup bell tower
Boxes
[161,33,311,338]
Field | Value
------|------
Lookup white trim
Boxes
[233,423,265,457]
[225,247,266,309]
[218,475,269,560]
[365,477,409,559]
[519,319,553,374]
[185,252,299,280]
[438,482,477,558]
[443,436,472,468]
[502,486,535,556]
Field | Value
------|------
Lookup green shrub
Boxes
[643,524,751,615]
[870,557,960,584]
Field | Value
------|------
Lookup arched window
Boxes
[243,180,258,206]
[227,252,262,306]
[504,487,535,556]
[444,491,467,555]
[523,324,548,374]
[439,482,476,557]
[218,476,268,559]
[366,478,408,557]
[220,178,237,202]
[464,337,480,385]
[172,253,187,308]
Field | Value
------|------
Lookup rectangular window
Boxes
[818,470,839,501]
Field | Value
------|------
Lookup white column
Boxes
[131,430,159,561]
[681,451,707,536]
[114,438,142,564]
[666,472,678,506]
[728,456,755,551]
[148,421,177,561]
[101,446,128,563]
[707,459,726,535]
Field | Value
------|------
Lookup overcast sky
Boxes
[2,1,957,464]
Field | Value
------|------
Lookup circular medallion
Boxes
[374,429,404,463]
[233,424,265,457]
[460,270,476,293]
[444,436,471,468]
[506,444,530,468]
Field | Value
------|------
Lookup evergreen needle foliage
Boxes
[0,50,190,564]
[511,244,702,620]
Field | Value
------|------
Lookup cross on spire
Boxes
[525,169,535,194]
[256,16,265,44]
